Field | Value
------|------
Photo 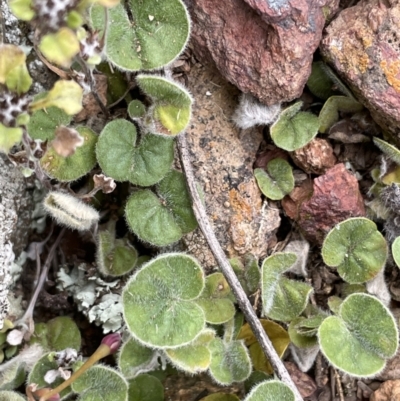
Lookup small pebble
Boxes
[223,201,230,208]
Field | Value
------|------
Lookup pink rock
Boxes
[320,0,400,137]
[298,163,365,244]
[185,0,335,105]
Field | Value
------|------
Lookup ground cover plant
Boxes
[1,0,400,400]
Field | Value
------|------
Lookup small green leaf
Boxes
[243,380,295,401]
[8,0,35,20]
[0,45,26,84]
[5,63,32,94]
[40,126,97,182]
[30,316,81,351]
[71,365,128,401]
[28,352,72,399]
[223,313,244,343]
[254,159,294,200]
[195,273,235,324]
[0,358,26,391]
[244,371,273,394]
[319,96,363,133]
[39,28,80,68]
[306,61,337,100]
[270,102,319,151]
[392,236,400,268]
[230,255,260,296]
[288,317,318,349]
[208,338,252,385]
[90,0,190,71]
[125,170,197,246]
[165,329,215,373]
[118,337,156,379]
[96,227,138,277]
[122,253,205,348]
[261,253,313,322]
[27,97,72,141]
[30,80,83,115]
[318,293,398,377]
[321,217,388,284]
[137,75,192,135]
[373,137,400,165]
[0,123,22,153]
[128,100,146,119]
[96,119,174,185]
[237,319,290,375]
[127,374,164,401]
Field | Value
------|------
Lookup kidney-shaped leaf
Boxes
[122,253,205,348]
[90,0,190,71]
[71,365,128,401]
[243,380,295,401]
[261,253,313,322]
[321,217,388,284]
[318,293,398,377]
[270,102,319,151]
[254,158,294,200]
[96,119,174,185]
[40,126,97,182]
[125,170,197,246]
[208,338,252,385]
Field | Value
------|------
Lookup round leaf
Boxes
[270,102,319,151]
[71,365,128,401]
[30,316,81,351]
[318,294,398,377]
[0,124,22,153]
[96,119,174,185]
[90,0,190,71]
[27,98,72,141]
[125,170,197,246]
[118,337,156,379]
[128,100,146,119]
[243,380,295,401]
[40,126,97,182]
[321,217,388,284]
[128,374,164,401]
[122,253,205,348]
[306,61,337,100]
[208,338,252,385]
[254,158,294,200]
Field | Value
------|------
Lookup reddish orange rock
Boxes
[297,163,365,244]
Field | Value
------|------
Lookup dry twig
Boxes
[177,134,304,401]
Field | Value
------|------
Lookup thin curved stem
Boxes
[177,133,303,401]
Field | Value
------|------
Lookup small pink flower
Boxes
[101,333,121,354]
